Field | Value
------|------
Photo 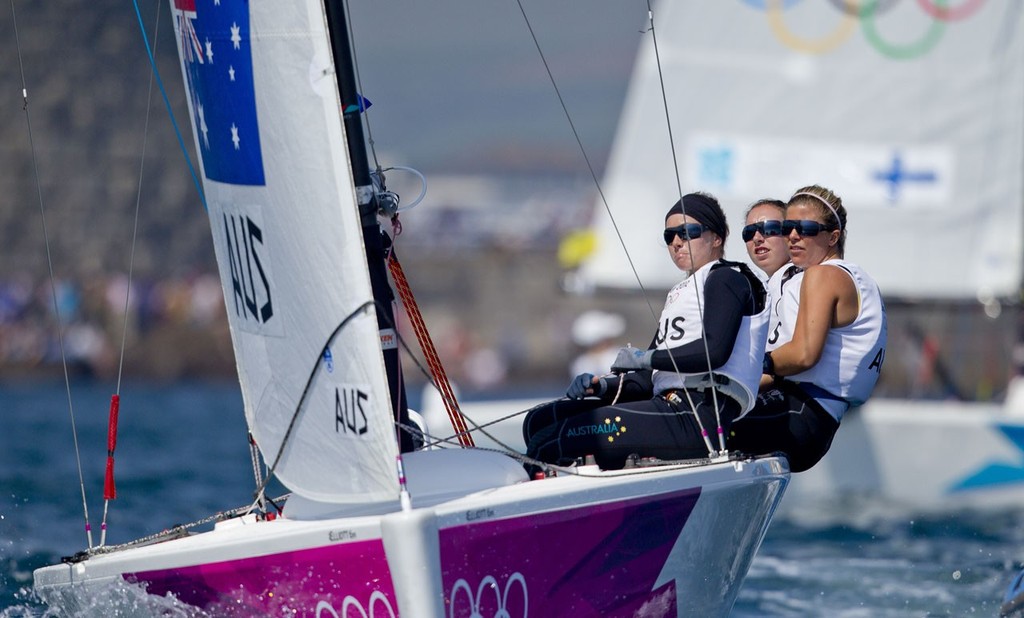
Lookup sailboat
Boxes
[561,1,1024,514]
[32,1,787,615]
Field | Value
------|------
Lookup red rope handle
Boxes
[388,254,475,447]
[103,394,120,500]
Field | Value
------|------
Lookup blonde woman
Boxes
[728,185,888,472]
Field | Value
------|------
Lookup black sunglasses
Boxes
[782,219,834,237]
[741,220,784,242]
[663,223,708,245]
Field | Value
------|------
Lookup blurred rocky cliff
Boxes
[0,2,1006,402]
[0,1,653,392]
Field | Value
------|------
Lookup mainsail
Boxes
[170,0,399,502]
[581,1,1024,300]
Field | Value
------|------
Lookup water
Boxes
[2,381,1021,617]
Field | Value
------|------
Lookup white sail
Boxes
[581,1,1024,300]
[171,0,399,502]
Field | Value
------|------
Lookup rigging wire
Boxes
[248,300,378,513]
[246,296,520,513]
[116,0,161,398]
[130,0,208,212]
[517,0,729,456]
[10,0,95,548]
[513,0,661,323]
[99,0,166,547]
[643,1,726,452]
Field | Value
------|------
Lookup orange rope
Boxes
[388,253,475,447]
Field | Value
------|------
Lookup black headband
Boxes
[665,193,728,240]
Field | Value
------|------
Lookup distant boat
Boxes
[566,0,1024,513]
[32,1,787,615]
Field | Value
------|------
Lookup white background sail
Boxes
[581,1,1024,300]
[171,0,399,502]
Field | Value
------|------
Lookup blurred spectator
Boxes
[568,309,626,378]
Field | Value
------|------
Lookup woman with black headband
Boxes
[522,192,769,471]
[728,184,888,472]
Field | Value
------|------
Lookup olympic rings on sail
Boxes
[827,0,900,17]
[765,0,858,55]
[740,0,801,8]
[746,0,986,60]
[916,0,986,21]
[860,1,947,60]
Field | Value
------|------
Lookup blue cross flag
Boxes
[174,0,265,186]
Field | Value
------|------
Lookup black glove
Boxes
[566,373,607,399]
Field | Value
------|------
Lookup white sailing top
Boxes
[652,260,769,414]
[766,263,801,352]
[783,259,887,418]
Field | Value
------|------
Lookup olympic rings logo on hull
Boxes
[741,0,987,59]
[316,592,397,618]
[311,574,528,618]
[450,572,528,618]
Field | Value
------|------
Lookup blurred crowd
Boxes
[0,273,229,379]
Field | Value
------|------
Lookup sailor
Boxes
[727,185,888,472]
[741,198,799,352]
[522,192,768,470]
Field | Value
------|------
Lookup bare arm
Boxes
[770,264,857,376]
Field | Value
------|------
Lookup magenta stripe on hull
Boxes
[130,538,396,616]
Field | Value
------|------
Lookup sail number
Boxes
[223,212,274,326]
[336,387,369,436]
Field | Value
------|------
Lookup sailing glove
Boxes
[567,373,607,399]
[611,347,653,372]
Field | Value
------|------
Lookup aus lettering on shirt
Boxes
[655,316,686,346]
[868,346,885,373]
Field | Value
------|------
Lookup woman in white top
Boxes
[523,192,769,470]
[742,199,798,351]
[728,185,888,472]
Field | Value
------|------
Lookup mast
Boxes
[322,0,414,452]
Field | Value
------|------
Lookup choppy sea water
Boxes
[2,380,1021,617]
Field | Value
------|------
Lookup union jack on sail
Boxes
[173,0,203,64]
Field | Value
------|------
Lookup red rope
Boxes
[103,394,120,500]
[388,254,474,447]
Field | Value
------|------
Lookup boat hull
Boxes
[783,399,1024,516]
[35,455,788,617]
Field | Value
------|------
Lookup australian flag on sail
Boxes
[172,0,265,185]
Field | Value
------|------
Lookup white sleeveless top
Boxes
[652,260,769,414]
[766,263,801,352]
[783,259,887,417]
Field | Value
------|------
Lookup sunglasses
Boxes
[741,220,784,242]
[663,223,708,245]
[782,219,834,237]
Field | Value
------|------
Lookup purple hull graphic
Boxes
[132,539,397,616]
[128,488,699,616]
[441,488,700,616]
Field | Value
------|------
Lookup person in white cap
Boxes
[568,310,626,378]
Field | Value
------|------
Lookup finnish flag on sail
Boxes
[173,0,265,186]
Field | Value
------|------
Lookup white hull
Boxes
[35,449,787,617]
[785,398,1024,517]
